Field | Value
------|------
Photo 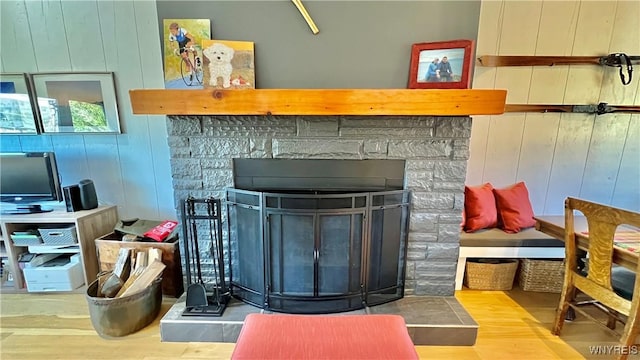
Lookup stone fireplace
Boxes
[167,115,470,297]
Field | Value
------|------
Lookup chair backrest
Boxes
[564,197,640,313]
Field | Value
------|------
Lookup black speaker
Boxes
[63,185,83,212]
[78,179,98,210]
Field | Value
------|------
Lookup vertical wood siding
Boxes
[470,0,640,214]
[2,0,637,219]
[0,0,173,220]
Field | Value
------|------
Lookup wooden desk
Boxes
[535,215,639,271]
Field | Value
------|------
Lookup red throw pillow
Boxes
[493,182,536,233]
[463,183,498,232]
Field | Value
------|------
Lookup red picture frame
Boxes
[408,39,474,89]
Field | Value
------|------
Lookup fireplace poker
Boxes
[185,198,208,309]
[206,198,221,302]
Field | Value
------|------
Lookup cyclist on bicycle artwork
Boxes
[168,23,196,78]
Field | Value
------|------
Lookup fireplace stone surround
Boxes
[167,115,470,296]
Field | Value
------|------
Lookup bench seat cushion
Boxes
[460,227,564,248]
[231,313,418,360]
[611,266,636,300]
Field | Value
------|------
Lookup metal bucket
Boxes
[85,274,162,337]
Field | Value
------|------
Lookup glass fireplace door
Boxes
[318,213,363,297]
[267,212,315,297]
[265,205,367,313]
[227,189,409,314]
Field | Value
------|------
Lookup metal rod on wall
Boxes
[291,0,319,35]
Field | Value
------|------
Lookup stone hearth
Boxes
[167,115,470,296]
[161,293,478,346]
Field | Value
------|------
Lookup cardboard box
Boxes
[95,232,184,297]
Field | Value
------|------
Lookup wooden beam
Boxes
[129,89,507,116]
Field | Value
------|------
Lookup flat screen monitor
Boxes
[0,152,63,214]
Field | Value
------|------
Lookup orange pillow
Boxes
[463,183,498,232]
[493,182,536,233]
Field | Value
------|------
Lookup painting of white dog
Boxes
[204,43,234,88]
[202,40,255,89]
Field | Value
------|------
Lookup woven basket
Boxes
[464,259,518,290]
[38,225,78,246]
[518,258,565,293]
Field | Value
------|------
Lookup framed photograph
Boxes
[31,72,121,134]
[408,39,474,89]
[0,73,39,134]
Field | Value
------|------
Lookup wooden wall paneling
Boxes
[482,114,525,188]
[493,1,542,103]
[578,1,638,208]
[543,114,595,214]
[496,1,542,55]
[51,135,91,187]
[599,0,640,105]
[60,0,106,72]
[472,0,504,89]
[133,0,175,219]
[0,136,23,152]
[543,1,617,214]
[611,115,640,211]
[18,136,54,152]
[98,0,159,219]
[515,113,561,214]
[83,135,126,213]
[63,0,124,215]
[563,2,617,104]
[24,0,72,71]
[475,0,504,53]
[528,1,580,103]
[0,1,38,72]
[494,68,533,103]
[579,114,630,204]
[467,1,503,186]
[465,116,491,186]
[0,36,4,72]
[132,0,164,89]
[25,0,94,189]
[519,1,580,214]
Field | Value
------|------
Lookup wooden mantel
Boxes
[129,89,506,116]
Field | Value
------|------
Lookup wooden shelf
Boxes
[27,245,80,254]
[0,206,118,291]
[129,89,507,116]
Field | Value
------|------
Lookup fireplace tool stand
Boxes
[181,197,229,316]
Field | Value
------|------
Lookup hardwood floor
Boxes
[0,288,625,360]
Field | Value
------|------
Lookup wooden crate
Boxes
[95,232,183,297]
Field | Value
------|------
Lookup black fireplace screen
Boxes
[226,189,410,313]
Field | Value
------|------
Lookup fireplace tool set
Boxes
[181,197,229,316]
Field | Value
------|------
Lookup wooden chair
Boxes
[552,197,640,359]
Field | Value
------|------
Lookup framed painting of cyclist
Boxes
[0,73,39,134]
[30,72,121,134]
[163,19,211,89]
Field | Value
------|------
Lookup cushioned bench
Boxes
[455,227,565,290]
[231,313,419,360]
